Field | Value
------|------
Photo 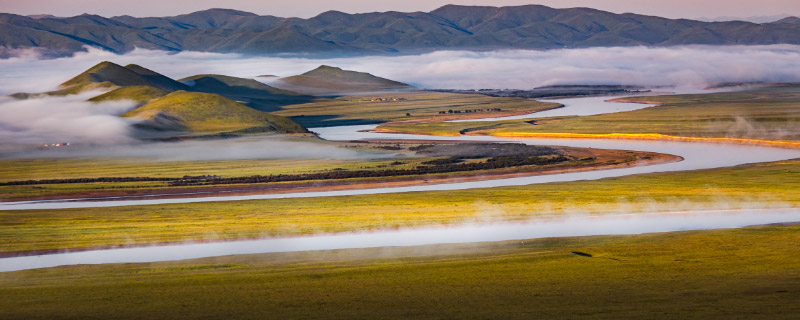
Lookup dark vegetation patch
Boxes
[0,143,570,187]
[572,251,593,257]
[167,155,569,186]
[411,143,562,158]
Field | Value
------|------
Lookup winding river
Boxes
[1,95,798,272]
[2,112,797,210]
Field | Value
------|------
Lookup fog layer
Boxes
[4,45,800,95]
[0,92,137,150]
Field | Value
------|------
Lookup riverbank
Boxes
[373,85,800,144]
[1,147,673,203]
[2,224,800,319]
[370,127,800,149]
[1,159,796,255]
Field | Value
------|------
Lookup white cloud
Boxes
[5,45,800,95]
[0,92,137,150]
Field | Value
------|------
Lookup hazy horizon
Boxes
[0,0,797,21]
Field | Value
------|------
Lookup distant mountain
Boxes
[279,65,413,93]
[123,91,307,134]
[774,16,800,25]
[698,14,791,23]
[4,5,800,57]
[26,14,58,19]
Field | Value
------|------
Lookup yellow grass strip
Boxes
[491,132,800,149]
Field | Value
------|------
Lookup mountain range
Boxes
[2,5,800,57]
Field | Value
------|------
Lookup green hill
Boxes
[87,85,169,104]
[122,91,306,134]
[11,61,189,98]
[180,74,314,111]
[182,74,299,96]
[279,65,413,92]
[60,61,188,92]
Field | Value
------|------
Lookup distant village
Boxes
[39,142,71,148]
[438,108,503,115]
[364,97,407,102]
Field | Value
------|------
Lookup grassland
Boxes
[0,156,413,199]
[1,159,796,254]
[273,91,561,127]
[0,143,643,199]
[375,85,800,142]
[2,225,800,319]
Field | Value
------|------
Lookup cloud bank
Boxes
[4,45,800,95]
[0,92,138,150]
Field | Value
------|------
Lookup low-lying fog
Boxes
[6,45,800,94]
[3,45,800,159]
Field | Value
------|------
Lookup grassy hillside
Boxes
[60,61,188,92]
[123,91,306,133]
[180,74,315,112]
[377,85,800,142]
[279,65,413,92]
[87,85,169,104]
[2,225,800,319]
[10,61,188,98]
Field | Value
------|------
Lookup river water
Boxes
[1,208,798,273]
[3,125,797,210]
[1,96,798,271]
[447,95,657,122]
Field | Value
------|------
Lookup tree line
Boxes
[169,155,569,186]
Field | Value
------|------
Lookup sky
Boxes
[0,0,797,20]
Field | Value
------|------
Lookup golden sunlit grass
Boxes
[2,225,799,319]
[1,159,796,254]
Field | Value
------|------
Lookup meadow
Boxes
[272,91,561,127]
[1,224,799,319]
[375,85,800,142]
[1,159,796,254]
[0,143,645,199]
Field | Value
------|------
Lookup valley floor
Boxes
[1,159,796,255]
[2,224,799,319]
[374,85,800,144]
[1,84,799,319]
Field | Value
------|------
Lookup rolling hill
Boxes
[278,65,413,93]
[87,85,169,104]
[11,61,190,97]
[3,6,800,57]
[7,61,311,137]
[60,61,188,91]
[179,74,315,111]
[123,91,307,134]
[10,61,318,112]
